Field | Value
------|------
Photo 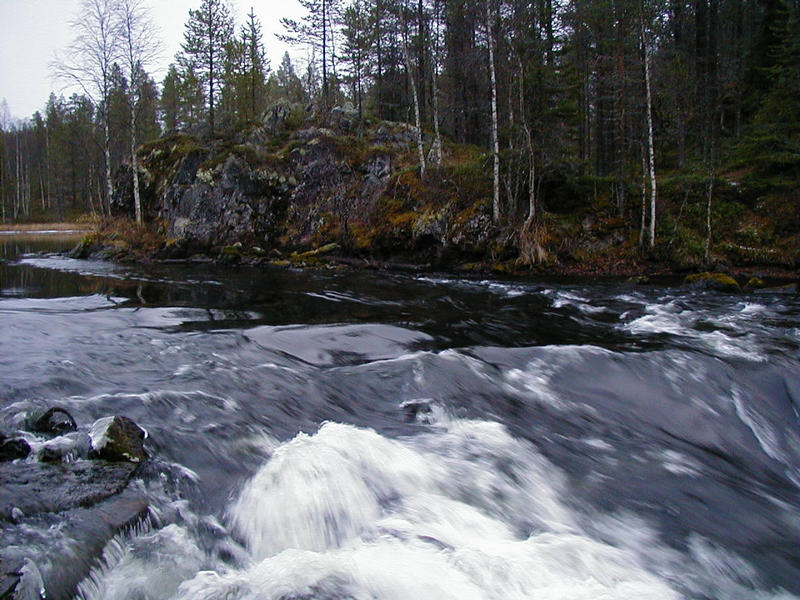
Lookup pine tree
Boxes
[340,0,373,119]
[280,0,342,109]
[180,0,234,135]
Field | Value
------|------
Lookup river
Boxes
[1,233,798,600]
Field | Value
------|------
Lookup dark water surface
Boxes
[1,234,798,600]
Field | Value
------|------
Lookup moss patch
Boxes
[684,272,741,293]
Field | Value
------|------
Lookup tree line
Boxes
[1,0,796,253]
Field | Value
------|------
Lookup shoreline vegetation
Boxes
[60,107,795,289]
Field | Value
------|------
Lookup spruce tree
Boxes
[240,8,269,122]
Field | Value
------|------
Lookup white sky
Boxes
[0,0,303,120]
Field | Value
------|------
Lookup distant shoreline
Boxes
[0,222,92,235]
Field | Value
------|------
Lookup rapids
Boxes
[1,233,797,600]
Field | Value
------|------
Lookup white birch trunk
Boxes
[130,99,141,223]
[487,0,500,223]
[643,24,657,250]
[517,56,536,224]
[640,146,647,249]
[428,0,443,166]
[401,6,426,179]
[103,113,114,216]
[705,167,714,261]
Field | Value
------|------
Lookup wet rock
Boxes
[683,272,741,293]
[401,399,433,423]
[0,487,149,600]
[0,438,30,462]
[38,433,90,464]
[31,407,77,436]
[89,416,147,463]
[0,461,137,520]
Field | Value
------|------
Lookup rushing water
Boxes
[1,234,798,600]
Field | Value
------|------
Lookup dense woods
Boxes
[1,0,797,264]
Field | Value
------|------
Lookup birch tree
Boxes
[116,0,160,224]
[400,1,426,179]
[428,0,443,166]
[52,0,120,215]
[486,0,500,223]
[641,12,657,250]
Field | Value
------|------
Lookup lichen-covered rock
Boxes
[683,272,741,293]
[89,416,147,463]
[32,407,78,436]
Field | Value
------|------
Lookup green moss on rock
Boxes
[684,272,741,293]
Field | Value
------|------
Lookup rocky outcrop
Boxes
[103,109,797,277]
[110,114,501,267]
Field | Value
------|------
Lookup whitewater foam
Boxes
[215,421,681,600]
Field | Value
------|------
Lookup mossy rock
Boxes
[683,272,741,293]
[626,275,651,285]
[221,244,243,257]
[291,243,340,261]
[89,416,147,463]
[744,277,766,290]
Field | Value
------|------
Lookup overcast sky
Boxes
[0,0,303,121]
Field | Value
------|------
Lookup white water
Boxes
[78,419,690,600]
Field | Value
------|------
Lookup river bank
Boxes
[68,216,798,292]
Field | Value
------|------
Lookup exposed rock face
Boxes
[113,122,444,261]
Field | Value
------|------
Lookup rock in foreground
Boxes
[89,415,147,463]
